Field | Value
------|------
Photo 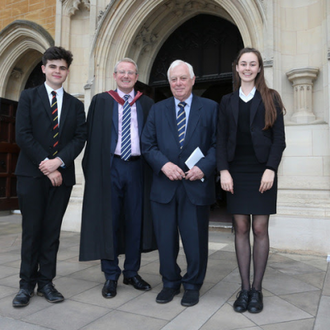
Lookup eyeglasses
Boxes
[115,70,137,76]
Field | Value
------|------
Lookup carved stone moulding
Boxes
[286,67,319,124]
[61,0,90,17]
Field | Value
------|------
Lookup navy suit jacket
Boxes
[15,84,86,186]
[141,95,218,206]
[216,90,286,172]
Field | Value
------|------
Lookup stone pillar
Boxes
[286,67,319,124]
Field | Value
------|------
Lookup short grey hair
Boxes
[167,60,195,80]
[114,58,138,74]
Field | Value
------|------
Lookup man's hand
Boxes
[161,162,185,181]
[47,170,62,187]
[39,158,62,175]
[185,166,204,181]
[220,170,234,194]
[259,169,275,193]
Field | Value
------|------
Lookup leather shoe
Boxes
[123,275,151,291]
[233,289,249,313]
[181,290,199,307]
[37,283,64,303]
[12,288,34,307]
[248,288,263,313]
[156,287,180,304]
[102,280,117,298]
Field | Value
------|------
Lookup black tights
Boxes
[233,214,270,291]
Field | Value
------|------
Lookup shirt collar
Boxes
[44,82,64,97]
[117,88,135,100]
[239,86,256,103]
[174,93,193,108]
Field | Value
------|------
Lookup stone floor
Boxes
[0,213,329,330]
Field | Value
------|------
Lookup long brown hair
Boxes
[233,47,286,129]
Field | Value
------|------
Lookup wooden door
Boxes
[0,97,19,211]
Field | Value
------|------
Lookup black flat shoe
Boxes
[156,288,180,304]
[181,290,199,307]
[123,275,151,291]
[248,288,263,313]
[102,280,117,298]
[233,289,249,313]
[37,283,64,303]
[12,289,34,307]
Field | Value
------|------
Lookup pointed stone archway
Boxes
[88,0,268,97]
[0,20,54,101]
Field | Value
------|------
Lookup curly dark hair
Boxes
[42,46,73,68]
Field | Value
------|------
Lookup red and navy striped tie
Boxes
[51,91,59,158]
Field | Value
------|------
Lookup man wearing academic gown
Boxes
[79,58,156,299]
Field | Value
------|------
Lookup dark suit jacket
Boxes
[80,92,156,261]
[216,90,286,172]
[141,95,218,206]
[15,84,86,186]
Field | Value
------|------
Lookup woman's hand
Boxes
[259,169,275,193]
[220,170,234,194]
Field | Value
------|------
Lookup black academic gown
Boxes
[79,91,156,261]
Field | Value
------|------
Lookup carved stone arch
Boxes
[0,20,54,100]
[91,0,266,94]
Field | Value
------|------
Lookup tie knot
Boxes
[124,95,130,101]
[51,91,56,97]
[178,102,186,109]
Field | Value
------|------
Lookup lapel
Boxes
[136,99,144,136]
[183,94,201,148]
[103,93,114,151]
[60,91,71,133]
[110,94,118,135]
[249,90,262,126]
[164,97,181,148]
[38,85,52,122]
[230,90,240,126]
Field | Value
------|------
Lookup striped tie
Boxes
[121,95,131,161]
[51,91,59,158]
[177,101,186,149]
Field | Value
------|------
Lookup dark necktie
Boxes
[121,95,131,160]
[51,91,59,158]
[177,101,186,149]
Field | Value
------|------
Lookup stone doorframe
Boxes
[87,0,271,99]
[0,20,54,101]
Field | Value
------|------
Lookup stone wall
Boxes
[0,0,56,37]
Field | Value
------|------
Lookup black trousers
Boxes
[17,175,72,290]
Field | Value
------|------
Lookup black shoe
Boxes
[102,280,117,298]
[12,289,34,307]
[123,275,151,291]
[156,288,180,304]
[233,290,250,313]
[37,283,64,303]
[181,290,199,307]
[248,288,263,313]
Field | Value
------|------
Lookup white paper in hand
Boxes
[185,147,205,182]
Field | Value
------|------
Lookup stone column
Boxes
[286,67,319,124]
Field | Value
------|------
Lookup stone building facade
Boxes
[0,0,329,254]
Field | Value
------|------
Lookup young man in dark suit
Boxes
[141,60,218,307]
[12,46,86,307]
